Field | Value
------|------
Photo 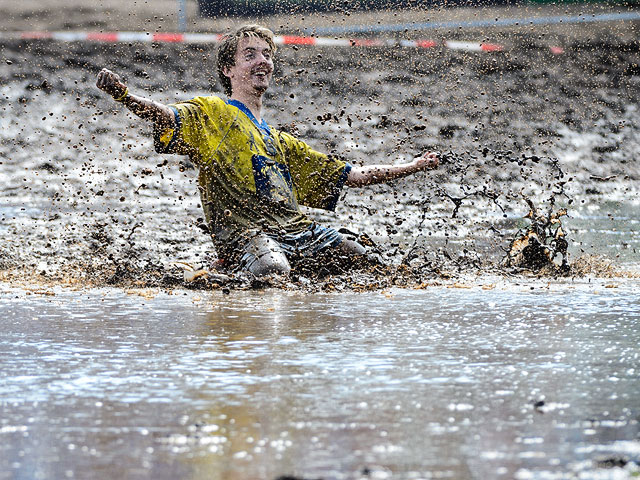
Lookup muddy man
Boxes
[96,24,439,279]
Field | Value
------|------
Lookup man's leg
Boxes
[239,233,291,278]
[331,236,385,268]
[337,238,367,255]
[308,237,368,271]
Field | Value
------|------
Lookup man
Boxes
[96,24,438,278]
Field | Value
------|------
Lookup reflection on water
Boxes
[1,282,639,480]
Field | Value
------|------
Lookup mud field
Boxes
[1,5,639,291]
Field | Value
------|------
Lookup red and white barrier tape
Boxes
[0,31,564,53]
[0,30,505,51]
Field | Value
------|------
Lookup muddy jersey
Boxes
[153,95,351,250]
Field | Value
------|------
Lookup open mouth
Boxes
[253,69,270,79]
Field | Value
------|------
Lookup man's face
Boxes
[224,36,274,98]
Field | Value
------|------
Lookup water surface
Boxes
[1,281,639,480]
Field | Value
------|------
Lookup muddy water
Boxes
[566,201,640,269]
[1,280,639,480]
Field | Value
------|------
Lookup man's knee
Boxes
[334,237,384,267]
[240,235,291,278]
[338,238,367,256]
[249,251,291,277]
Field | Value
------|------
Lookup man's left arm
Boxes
[345,151,439,188]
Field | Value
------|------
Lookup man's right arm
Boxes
[345,152,439,188]
[96,68,175,130]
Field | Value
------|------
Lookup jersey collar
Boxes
[226,99,272,136]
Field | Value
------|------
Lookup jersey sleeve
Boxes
[278,131,351,211]
[153,96,222,157]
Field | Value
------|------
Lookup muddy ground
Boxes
[0,5,639,290]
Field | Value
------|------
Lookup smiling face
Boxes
[223,36,274,99]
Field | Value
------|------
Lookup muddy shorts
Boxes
[225,223,344,276]
[242,223,343,259]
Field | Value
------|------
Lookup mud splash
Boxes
[1,28,639,291]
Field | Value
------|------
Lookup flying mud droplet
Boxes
[504,197,568,273]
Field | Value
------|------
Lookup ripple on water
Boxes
[0,285,639,479]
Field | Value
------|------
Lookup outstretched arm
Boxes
[345,151,439,188]
[96,68,175,129]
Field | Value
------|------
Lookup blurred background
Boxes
[1,0,637,36]
[196,0,636,16]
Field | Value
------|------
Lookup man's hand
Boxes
[96,68,128,100]
[95,68,174,126]
[412,151,439,171]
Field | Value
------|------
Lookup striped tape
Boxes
[0,31,573,54]
[444,40,504,52]
[0,31,222,43]
[0,30,510,52]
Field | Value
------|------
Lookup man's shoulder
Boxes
[178,94,225,109]
[273,128,301,146]
[173,95,238,124]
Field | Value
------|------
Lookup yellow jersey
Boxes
[153,95,351,253]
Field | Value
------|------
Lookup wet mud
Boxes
[1,23,639,291]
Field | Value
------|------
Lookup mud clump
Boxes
[504,197,569,274]
[594,455,633,469]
